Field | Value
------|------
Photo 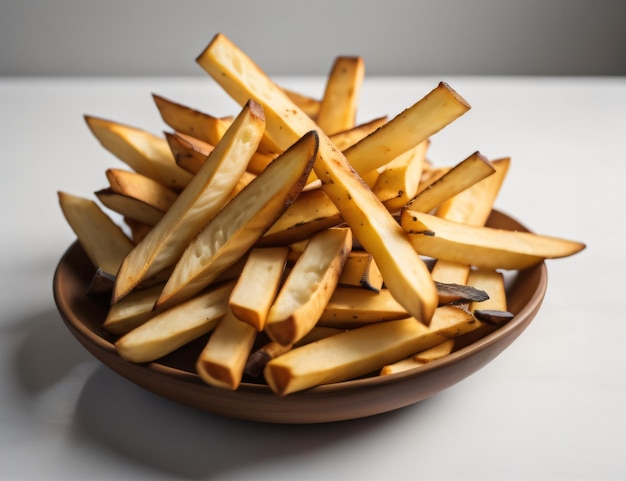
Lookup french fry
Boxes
[258,189,343,246]
[115,281,234,363]
[379,339,456,375]
[373,141,428,210]
[57,191,134,279]
[84,115,193,191]
[229,246,289,331]
[95,168,179,226]
[155,131,319,310]
[406,152,495,213]
[264,305,481,395]
[283,88,321,119]
[342,82,471,176]
[153,93,232,146]
[196,32,440,325]
[338,250,384,292]
[329,116,388,151]
[103,283,164,335]
[196,307,257,390]
[402,210,586,270]
[165,131,213,174]
[317,56,365,135]
[265,227,352,345]
[112,100,266,303]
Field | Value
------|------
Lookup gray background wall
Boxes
[1,0,625,77]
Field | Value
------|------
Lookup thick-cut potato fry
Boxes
[196,307,257,390]
[195,32,440,324]
[165,131,213,174]
[103,283,164,335]
[265,227,352,345]
[317,287,409,328]
[84,115,193,191]
[112,100,266,303]
[402,210,586,270]
[338,250,383,292]
[264,305,481,395]
[317,56,365,135]
[153,93,232,146]
[123,217,152,244]
[57,191,134,277]
[330,117,388,151]
[283,88,320,119]
[436,157,511,225]
[229,246,289,331]
[379,339,456,375]
[156,131,319,310]
[407,152,495,213]
[115,281,234,363]
[342,82,471,176]
[95,168,179,226]
[258,189,343,246]
[373,141,428,210]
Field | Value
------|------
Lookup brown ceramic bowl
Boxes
[53,209,547,424]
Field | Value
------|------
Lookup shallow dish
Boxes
[53,209,547,424]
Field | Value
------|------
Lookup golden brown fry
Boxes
[265,227,352,345]
[338,250,384,292]
[229,246,289,331]
[317,56,365,135]
[84,115,193,191]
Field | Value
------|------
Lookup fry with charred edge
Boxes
[58,191,134,278]
[402,210,586,270]
[342,81,471,177]
[155,131,319,310]
[112,100,265,303]
[338,251,383,292]
[264,305,481,395]
[406,152,495,213]
[84,115,193,191]
[265,227,352,345]
[317,56,365,135]
[196,33,440,324]
[229,246,289,331]
[379,339,456,375]
[196,307,257,390]
[115,281,234,363]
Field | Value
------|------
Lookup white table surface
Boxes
[1,75,624,481]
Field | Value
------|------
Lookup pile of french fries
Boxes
[58,33,585,396]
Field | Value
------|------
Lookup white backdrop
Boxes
[2,0,625,76]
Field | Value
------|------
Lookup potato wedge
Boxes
[317,56,365,135]
[115,281,234,363]
[84,115,193,191]
[229,246,289,331]
[57,191,134,278]
[195,307,257,390]
[330,116,388,151]
[196,32,439,324]
[155,131,319,310]
[402,210,586,270]
[95,188,165,226]
[265,227,352,345]
[106,168,178,212]
[164,131,213,174]
[112,100,266,303]
[264,305,481,395]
